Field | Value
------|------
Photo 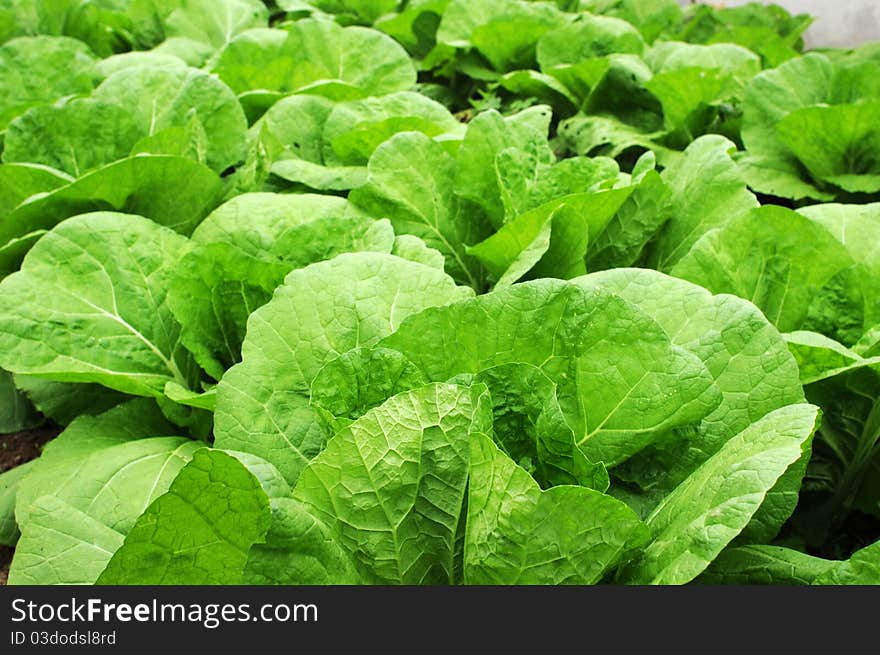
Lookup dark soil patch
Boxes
[0,423,60,473]
[0,546,12,585]
[0,423,61,585]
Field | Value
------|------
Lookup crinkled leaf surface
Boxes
[786,331,880,386]
[579,269,807,540]
[97,449,276,584]
[468,363,609,489]
[243,497,361,584]
[294,383,491,584]
[171,193,393,379]
[647,135,758,271]
[579,268,805,476]
[620,404,819,584]
[672,206,853,333]
[698,545,835,585]
[0,36,98,130]
[3,99,142,177]
[814,540,880,584]
[214,253,472,484]
[464,433,647,584]
[380,280,720,467]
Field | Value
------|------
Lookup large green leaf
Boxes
[585,165,669,270]
[538,14,644,68]
[579,268,805,477]
[0,155,223,276]
[701,540,880,585]
[738,53,835,200]
[776,101,880,194]
[93,66,248,173]
[815,540,880,584]
[170,193,393,379]
[97,449,276,584]
[647,135,757,271]
[252,94,335,164]
[350,132,489,288]
[294,383,491,584]
[213,253,472,483]
[464,433,647,584]
[162,0,268,50]
[189,192,353,248]
[7,401,197,584]
[698,545,835,585]
[8,496,125,585]
[643,42,760,137]
[797,202,880,342]
[438,0,568,71]
[242,497,361,585]
[0,163,70,220]
[380,280,721,467]
[785,331,880,386]
[322,92,461,167]
[0,212,196,398]
[672,206,853,333]
[579,269,807,540]
[470,3,569,72]
[620,403,819,584]
[213,20,416,107]
[3,99,142,177]
[453,106,554,229]
[95,51,188,79]
[0,35,98,130]
[16,437,199,534]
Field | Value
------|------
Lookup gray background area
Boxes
[680,1,880,47]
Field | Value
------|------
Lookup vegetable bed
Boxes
[0,0,878,586]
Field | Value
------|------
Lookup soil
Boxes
[0,423,61,585]
[0,424,59,473]
[0,546,11,585]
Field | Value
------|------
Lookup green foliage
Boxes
[1,0,878,587]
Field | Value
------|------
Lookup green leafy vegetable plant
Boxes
[0,0,878,586]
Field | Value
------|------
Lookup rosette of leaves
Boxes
[738,48,880,201]
[552,33,761,162]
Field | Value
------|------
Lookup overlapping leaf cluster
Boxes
[0,0,878,585]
